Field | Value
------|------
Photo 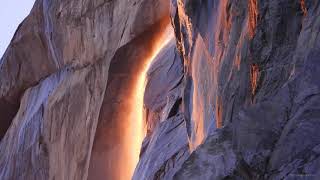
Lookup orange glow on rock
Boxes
[248,0,258,38]
[190,81,205,151]
[122,26,174,180]
[250,63,259,96]
[300,0,307,16]
[215,97,223,128]
[177,0,194,59]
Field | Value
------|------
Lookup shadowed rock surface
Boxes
[171,0,320,179]
[0,0,171,179]
[1,0,320,180]
[133,40,189,180]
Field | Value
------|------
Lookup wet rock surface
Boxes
[88,19,171,180]
[144,40,184,133]
[133,40,189,180]
[1,0,320,180]
[171,0,320,179]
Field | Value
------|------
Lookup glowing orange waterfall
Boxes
[189,35,206,151]
[122,26,174,180]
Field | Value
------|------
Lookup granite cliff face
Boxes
[171,0,320,179]
[0,0,170,179]
[1,0,320,180]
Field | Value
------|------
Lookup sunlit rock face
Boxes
[172,0,320,179]
[133,37,190,180]
[0,0,170,179]
[1,0,320,179]
[87,19,172,180]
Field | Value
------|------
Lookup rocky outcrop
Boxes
[1,0,320,179]
[133,39,189,180]
[0,61,108,180]
[174,127,237,179]
[0,0,170,179]
[171,0,320,179]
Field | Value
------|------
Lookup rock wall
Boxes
[0,0,170,179]
[1,0,320,180]
[171,0,320,179]
[88,18,171,180]
[133,38,189,180]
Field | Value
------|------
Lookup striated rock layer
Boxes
[0,0,171,179]
[133,38,189,180]
[170,0,320,179]
[1,0,320,180]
